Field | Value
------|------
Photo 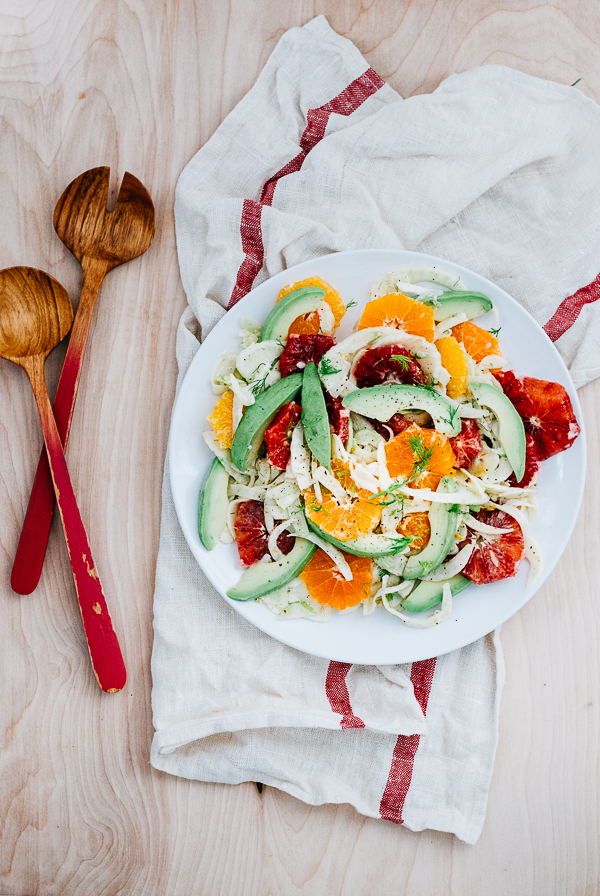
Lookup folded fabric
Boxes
[151,15,599,844]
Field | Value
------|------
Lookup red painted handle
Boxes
[33,373,126,693]
[11,273,102,594]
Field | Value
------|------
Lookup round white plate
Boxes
[169,249,586,664]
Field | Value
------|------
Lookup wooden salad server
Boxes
[0,267,126,692]
[11,167,155,594]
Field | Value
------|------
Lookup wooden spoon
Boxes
[11,167,155,594]
[0,267,126,693]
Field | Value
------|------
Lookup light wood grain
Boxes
[0,1,599,894]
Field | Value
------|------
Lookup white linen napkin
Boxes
[151,15,600,844]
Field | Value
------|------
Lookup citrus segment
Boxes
[451,320,501,364]
[495,370,580,461]
[234,500,295,567]
[384,423,456,490]
[324,393,350,442]
[358,293,435,342]
[265,402,301,470]
[509,434,541,488]
[435,335,469,398]
[279,334,336,377]
[303,459,381,541]
[450,418,482,469]
[208,389,234,449]
[397,511,431,553]
[278,276,346,335]
[299,549,373,609]
[459,509,525,584]
[353,343,428,389]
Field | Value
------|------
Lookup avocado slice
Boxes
[301,362,331,468]
[226,537,316,600]
[260,287,325,343]
[470,382,526,481]
[430,290,493,322]
[401,574,471,612]
[230,373,303,472]
[403,476,460,579]
[198,457,230,550]
[342,384,461,437]
[306,517,410,557]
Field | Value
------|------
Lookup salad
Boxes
[199,268,580,628]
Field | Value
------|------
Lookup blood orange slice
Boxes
[299,549,373,609]
[509,434,541,488]
[495,370,580,460]
[278,276,346,336]
[459,509,525,584]
[265,402,301,470]
[384,423,456,490]
[373,413,413,439]
[325,393,350,442]
[234,500,294,567]
[353,343,427,389]
[450,418,482,469]
[279,334,335,377]
[358,293,435,342]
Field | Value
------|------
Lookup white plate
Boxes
[169,249,586,664]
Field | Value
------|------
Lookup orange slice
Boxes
[451,321,501,364]
[397,511,431,553]
[208,389,234,449]
[384,423,456,491]
[303,459,381,541]
[435,335,469,398]
[278,275,346,336]
[358,293,435,342]
[300,549,374,609]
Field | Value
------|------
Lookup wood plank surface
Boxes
[0,1,598,893]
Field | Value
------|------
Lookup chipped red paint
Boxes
[35,385,126,693]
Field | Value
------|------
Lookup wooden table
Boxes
[1,3,598,893]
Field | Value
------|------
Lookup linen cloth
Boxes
[151,15,600,844]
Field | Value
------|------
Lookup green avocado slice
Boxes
[306,517,410,557]
[403,476,460,579]
[301,361,331,468]
[260,287,325,343]
[430,290,493,322]
[470,382,526,482]
[230,373,303,472]
[401,574,471,613]
[342,384,461,437]
[198,457,230,550]
[226,537,316,600]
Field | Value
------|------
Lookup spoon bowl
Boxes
[0,266,126,692]
[0,267,72,360]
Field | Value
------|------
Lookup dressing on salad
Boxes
[200,268,580,627]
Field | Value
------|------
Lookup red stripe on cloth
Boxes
[379,657,437,824]
[543,272,600,342]
[227,67,385,308]
[325,661,365,729]
[228,200,265,309]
